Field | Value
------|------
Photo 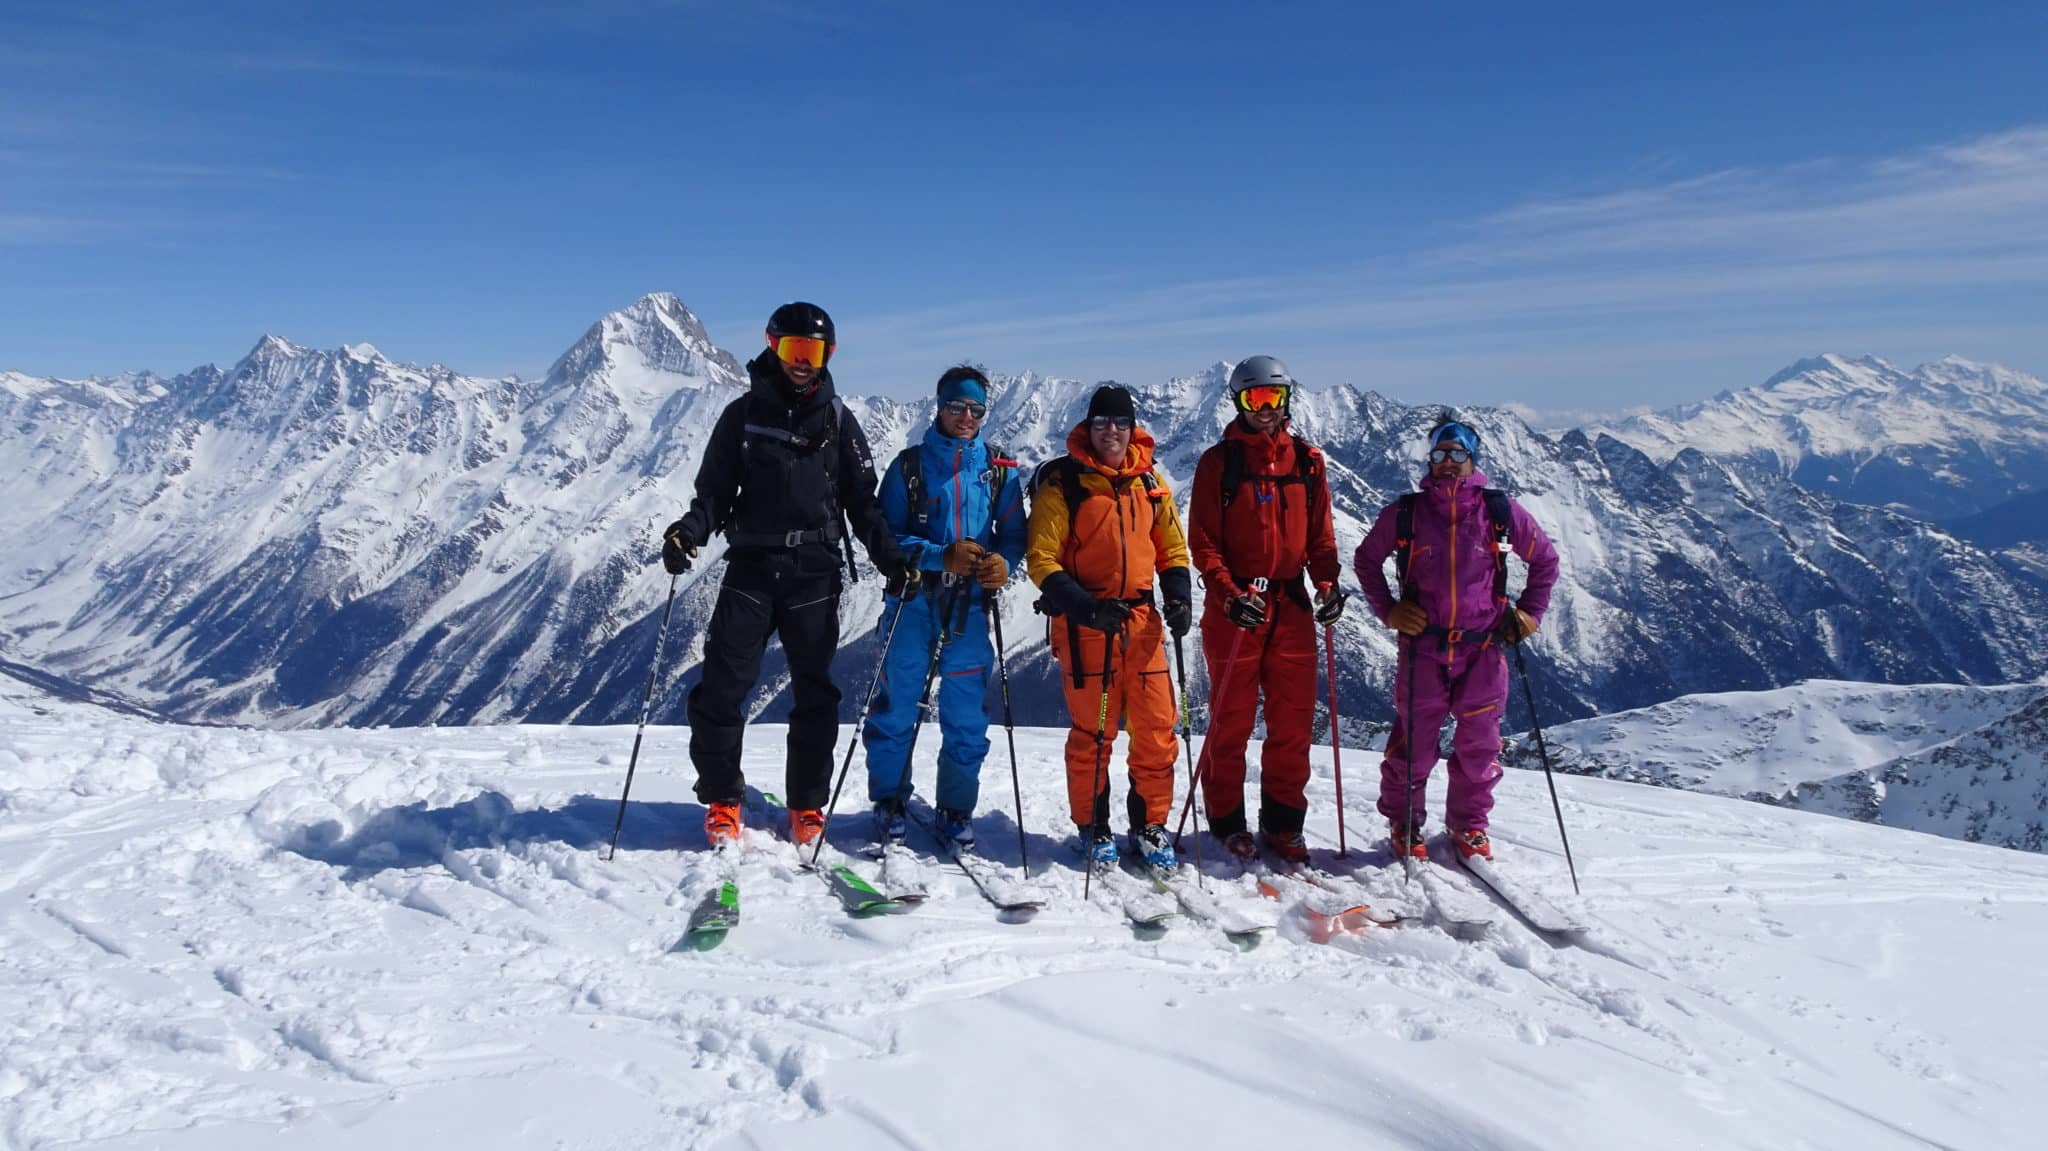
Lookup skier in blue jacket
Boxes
[864,365,1027,852]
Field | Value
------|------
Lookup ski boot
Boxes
[1080,825,1119,869]
[1261,829,1310,865]
[1450,827,1493,861]
[1131,824,1177,872]
[1220,830,1258,861]
[934,807,976,854]
[705,801,743,849]
[789,807,825,849]
[1389,821,1428,860]
[872,801,907,848]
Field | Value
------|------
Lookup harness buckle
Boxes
[1445,628,1465,645]
[784,530,807,548]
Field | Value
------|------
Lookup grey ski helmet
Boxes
[1229,355,1294,409]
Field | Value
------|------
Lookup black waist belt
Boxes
[727,523,844,549]
[1420,623,1499,647]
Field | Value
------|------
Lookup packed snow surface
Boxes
[4,677,2046,1150]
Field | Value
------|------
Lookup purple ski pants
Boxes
[1378,635,1509,832]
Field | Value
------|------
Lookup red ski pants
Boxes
[1197,593,1317,836]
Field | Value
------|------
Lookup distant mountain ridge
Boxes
[3,294,2045,731]
[1589,353,2048,521]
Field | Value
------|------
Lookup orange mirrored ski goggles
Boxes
[771,334,834,368]
[1235,383,1290,412]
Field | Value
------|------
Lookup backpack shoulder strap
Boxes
[1393,492,1419,591]
[1482,488,1514,604]
[1219,438,1247,511]
[897,445,926,536]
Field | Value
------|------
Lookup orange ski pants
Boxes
[1049,603,1180,832]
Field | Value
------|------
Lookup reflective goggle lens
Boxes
[940,399,988,419]
[1088,415,1135,431]
[1236,384,1290,412]
[772,334,832,368]
[1429,446,1472,464]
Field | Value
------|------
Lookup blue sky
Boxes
[3,1,2046,412]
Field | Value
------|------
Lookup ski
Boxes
[1248,859,1415,936]
[754,792,916,915]
[676,845,742,951]
[1078,849,1177,930]
[1457,851,1587,936]
[1139,864,1273,946]
[905,801,1045,918]
[1414,861,1497,937]
[866,841,934,904]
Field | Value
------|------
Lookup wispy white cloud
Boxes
[852,125,2048,406]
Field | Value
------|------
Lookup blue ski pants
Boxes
[863,585,994,813]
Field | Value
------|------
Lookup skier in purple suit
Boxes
[1352,418,1560,862]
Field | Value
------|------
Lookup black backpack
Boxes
[1218,435,1323,514]
[729,395,858,577]
[1393,487,1515,606]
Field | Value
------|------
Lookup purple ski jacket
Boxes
[1353,469,1560,637]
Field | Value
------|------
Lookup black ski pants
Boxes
[687,550,843,810]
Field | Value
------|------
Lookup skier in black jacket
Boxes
[660,301,909,849]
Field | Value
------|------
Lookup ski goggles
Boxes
[771,334,833,368]
[939,399,987,419]
[1087,414,1135,431]
[1234,384,1290,412]
[1428,446,1473,464]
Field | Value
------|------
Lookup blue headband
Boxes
[1432,422,1480,458]
[937,374,988,406]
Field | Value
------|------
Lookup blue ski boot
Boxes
[1080,825,1119,868]
[1131,824,1177,873]
[872,802,907,848]
[934,807,976,854]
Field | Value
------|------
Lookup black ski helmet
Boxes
[766,301,835,347]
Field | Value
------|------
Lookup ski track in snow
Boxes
[3,684,2046,1150]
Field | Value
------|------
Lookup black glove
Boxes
[1040,571,1097,620]
[1313,586,1348,626]
[1087,597,1135,633]
[1226,593,1268,629]
[1163,597,1192,637]
[661,519,698,574]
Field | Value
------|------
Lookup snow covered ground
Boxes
[5,677,2047,1150]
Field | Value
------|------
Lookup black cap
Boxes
[1086,385,1136,423]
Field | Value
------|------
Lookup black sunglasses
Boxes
[1088,415,1135,431]
[940,399,987,419]
[1428,446,1472,464]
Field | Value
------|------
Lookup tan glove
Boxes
[1386,601,1428,637]
[941,540,986,575]
[1501,608,1540,644]
[975,553,1009,589]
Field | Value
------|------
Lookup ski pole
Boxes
[1508,616,1579,894]
[604,572,681,861]
[1401,632,1419,884]
[988,589,1030,876]
[1323,622,1348,857]
[1171,576,1265,847]
[1169,628,1205,886]
[814,576,915,865]
[1081,619,1120,901]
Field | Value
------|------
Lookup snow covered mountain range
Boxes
[1503,678,2048,852]
[3,294,2045,731]
[1589,352,2048,522]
